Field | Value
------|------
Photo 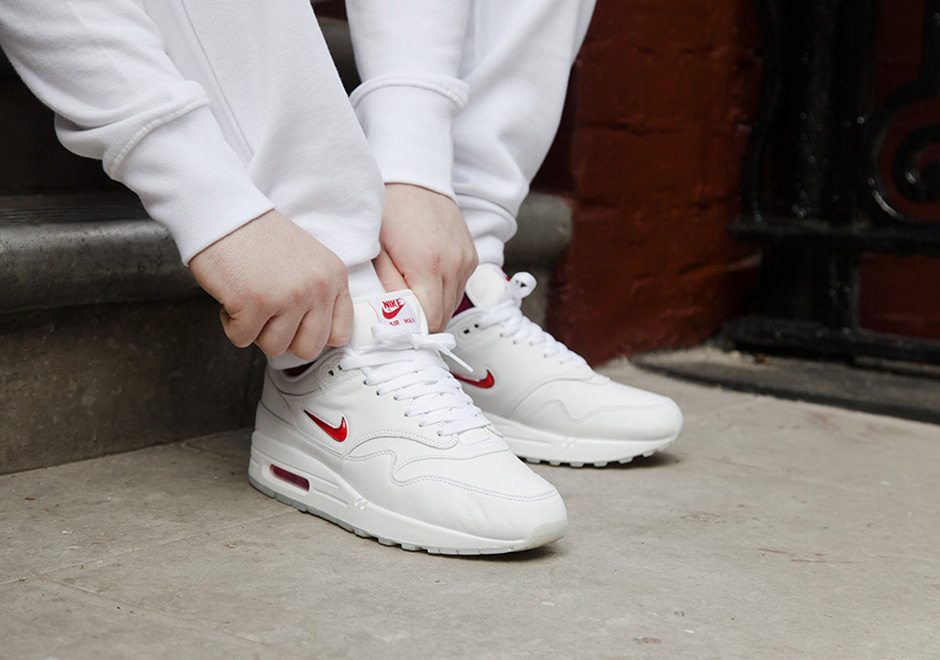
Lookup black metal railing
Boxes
[727,0,940,365]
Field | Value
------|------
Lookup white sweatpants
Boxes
[453,0,595,266]
[347,0,596,266]
[138,1,387,296]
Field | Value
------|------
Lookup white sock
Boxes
[345,261,385,299]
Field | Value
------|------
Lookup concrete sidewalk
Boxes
[3,360,938,659]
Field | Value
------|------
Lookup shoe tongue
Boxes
[348,289,428,348]
[464,264,513,310]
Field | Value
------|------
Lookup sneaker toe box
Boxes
[347,447,568,545]
[517,378,684,441]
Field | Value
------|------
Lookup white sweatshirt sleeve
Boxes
[0,1,275,264]
[345,0,471,200]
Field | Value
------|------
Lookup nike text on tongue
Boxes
[371,296,418,329]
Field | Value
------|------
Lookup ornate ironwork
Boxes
[862,0,940,222]
[728,0,940,365]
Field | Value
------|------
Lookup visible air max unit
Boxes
[249,289,568,554]
[447,265,684,467]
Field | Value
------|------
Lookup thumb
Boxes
[327,287,354,348]
[372,249,408,291]
[220,306,265,348]
[410,278,444,333]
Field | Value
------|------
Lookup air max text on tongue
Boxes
[371,297,418,329]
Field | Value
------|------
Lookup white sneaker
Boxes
[249,289,568,555]
[446,265,684,467]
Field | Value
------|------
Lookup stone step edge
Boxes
[0,192,571,314]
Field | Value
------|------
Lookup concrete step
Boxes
[0,192,569,316]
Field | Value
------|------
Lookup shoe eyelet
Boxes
[463,329,470,335]
[473,323,480,328]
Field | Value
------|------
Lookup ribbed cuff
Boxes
[350,76,468,201]
[111,105,275,264]
[458,195,518,267]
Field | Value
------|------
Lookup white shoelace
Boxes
[477,272,587,367]
[340,325,490,437]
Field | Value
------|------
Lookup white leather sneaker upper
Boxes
[447,265,684,442]
[255,289,567,542]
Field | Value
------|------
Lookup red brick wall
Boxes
[538,1,762,363]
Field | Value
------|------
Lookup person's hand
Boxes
[372,248,408,292]
[190,210,352,359]
[375,183,478,331]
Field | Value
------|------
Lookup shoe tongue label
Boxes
[370,295,419,330]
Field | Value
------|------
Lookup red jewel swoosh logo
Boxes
[382,300,404,319]
[303,410,348,442]
[452,369,495,389]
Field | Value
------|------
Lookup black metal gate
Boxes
[727,0,940,365]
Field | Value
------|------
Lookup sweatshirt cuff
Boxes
[109,105,275,264]
[350,76,468,201]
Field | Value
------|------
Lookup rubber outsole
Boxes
[518,438,676,468]
[248,474,560,556]
[487,411,680,467]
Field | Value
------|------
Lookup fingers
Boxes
[442,248,478,324]
[440,274,459,328]
[255,311,305,357]
[379,246,455,332]
[411,277,445,332]
[190,211,356,357]
[222,276,353,359]
[373,249,408,291]
[385,249,477,331]
[288,309,331,359]
[327,288,354,348]
[221,306,268,349]
[245,285,352,359]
